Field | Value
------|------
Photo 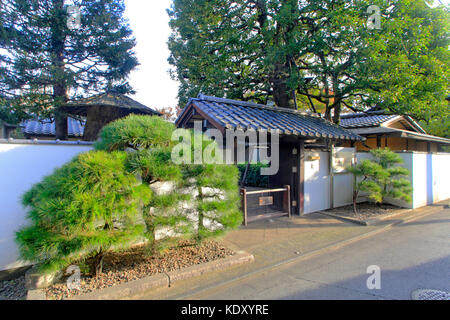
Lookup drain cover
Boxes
[411,289,450,300]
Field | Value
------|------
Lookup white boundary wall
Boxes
[1,141,449,271]
[304,151,450,214]
[0,141,93,271]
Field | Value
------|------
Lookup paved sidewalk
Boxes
[135,202,446,300]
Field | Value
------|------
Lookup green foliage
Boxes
[366,0,449,122]
[16,151,151,273]
[182,163,242,241]
[420,116,450,139]
[18,115,243,273]
[421,115,450,151]
[168,0,448,124]
[0,0,139,137]
[102,118,242,246]
[126,148,182,184]
[95,115,176,152]
[348,148,412,213]
[238,163,269,188]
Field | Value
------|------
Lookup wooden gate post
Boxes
[284,185,291,218]
[241,188,248,226]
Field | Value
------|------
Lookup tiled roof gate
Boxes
[176,95,364,141]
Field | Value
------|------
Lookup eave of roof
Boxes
[341,111,427,134]
[176,95,364,141]
[348,127,450,145]
[62,92,161,117]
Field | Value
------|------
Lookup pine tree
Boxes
[16,151,151,275]
[0,0,138,139]
[349,148,412,214]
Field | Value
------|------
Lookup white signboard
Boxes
[332,147,355,174]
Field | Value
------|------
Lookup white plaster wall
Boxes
[304,151,331,214]
[0,143,92,271]
[354,152,450,209]
[304,150,356,214]
[333,173,354,208]
[431,154,450,203]
[411,153,428,208]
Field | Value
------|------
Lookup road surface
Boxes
[184,207,450,300]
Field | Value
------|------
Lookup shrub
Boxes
[94,115,175,152]
[18,116,243,275]
[238,163,269,188]
[179,131,243,240]
[98,118,242,247]
[348,148,412,213]
[16,151,151,275]
[96,116,185,252]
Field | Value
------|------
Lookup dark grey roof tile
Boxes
[179,95,364,141]
[21,117,85,138]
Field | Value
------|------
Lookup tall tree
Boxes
[168,0,449,124]
[365,0,449,123]
[0,0,138,139]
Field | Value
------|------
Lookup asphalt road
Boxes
[186,207,450,300]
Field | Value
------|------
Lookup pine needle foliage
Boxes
[348,148,412,213]
[16,151,151,274]
[181,131,243,241]
[17,115,243,274]
[95,115,175,152]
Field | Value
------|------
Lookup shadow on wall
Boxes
[0,143,92,271]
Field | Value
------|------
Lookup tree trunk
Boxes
[332,100,342,125]
[270,63,295,109]
[91,250,104,277]
[51,0,68,140]
[197,187,204,242]
[353,190,358,214]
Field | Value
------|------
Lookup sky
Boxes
[123,0,450,112]
[124,0,179,112]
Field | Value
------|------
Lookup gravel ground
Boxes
[325,202,405,221]
[0,276,27,300]
[45,240,234,300]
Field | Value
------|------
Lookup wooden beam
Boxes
[299,140,305,215]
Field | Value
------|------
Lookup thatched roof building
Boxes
[62,92,161,141]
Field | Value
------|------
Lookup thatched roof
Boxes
[61,92,161,117]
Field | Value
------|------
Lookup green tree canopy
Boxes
[168,0,449,124]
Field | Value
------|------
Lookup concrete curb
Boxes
[27,251,254,300]
[318,208,413,226]
[27,289,46,300]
